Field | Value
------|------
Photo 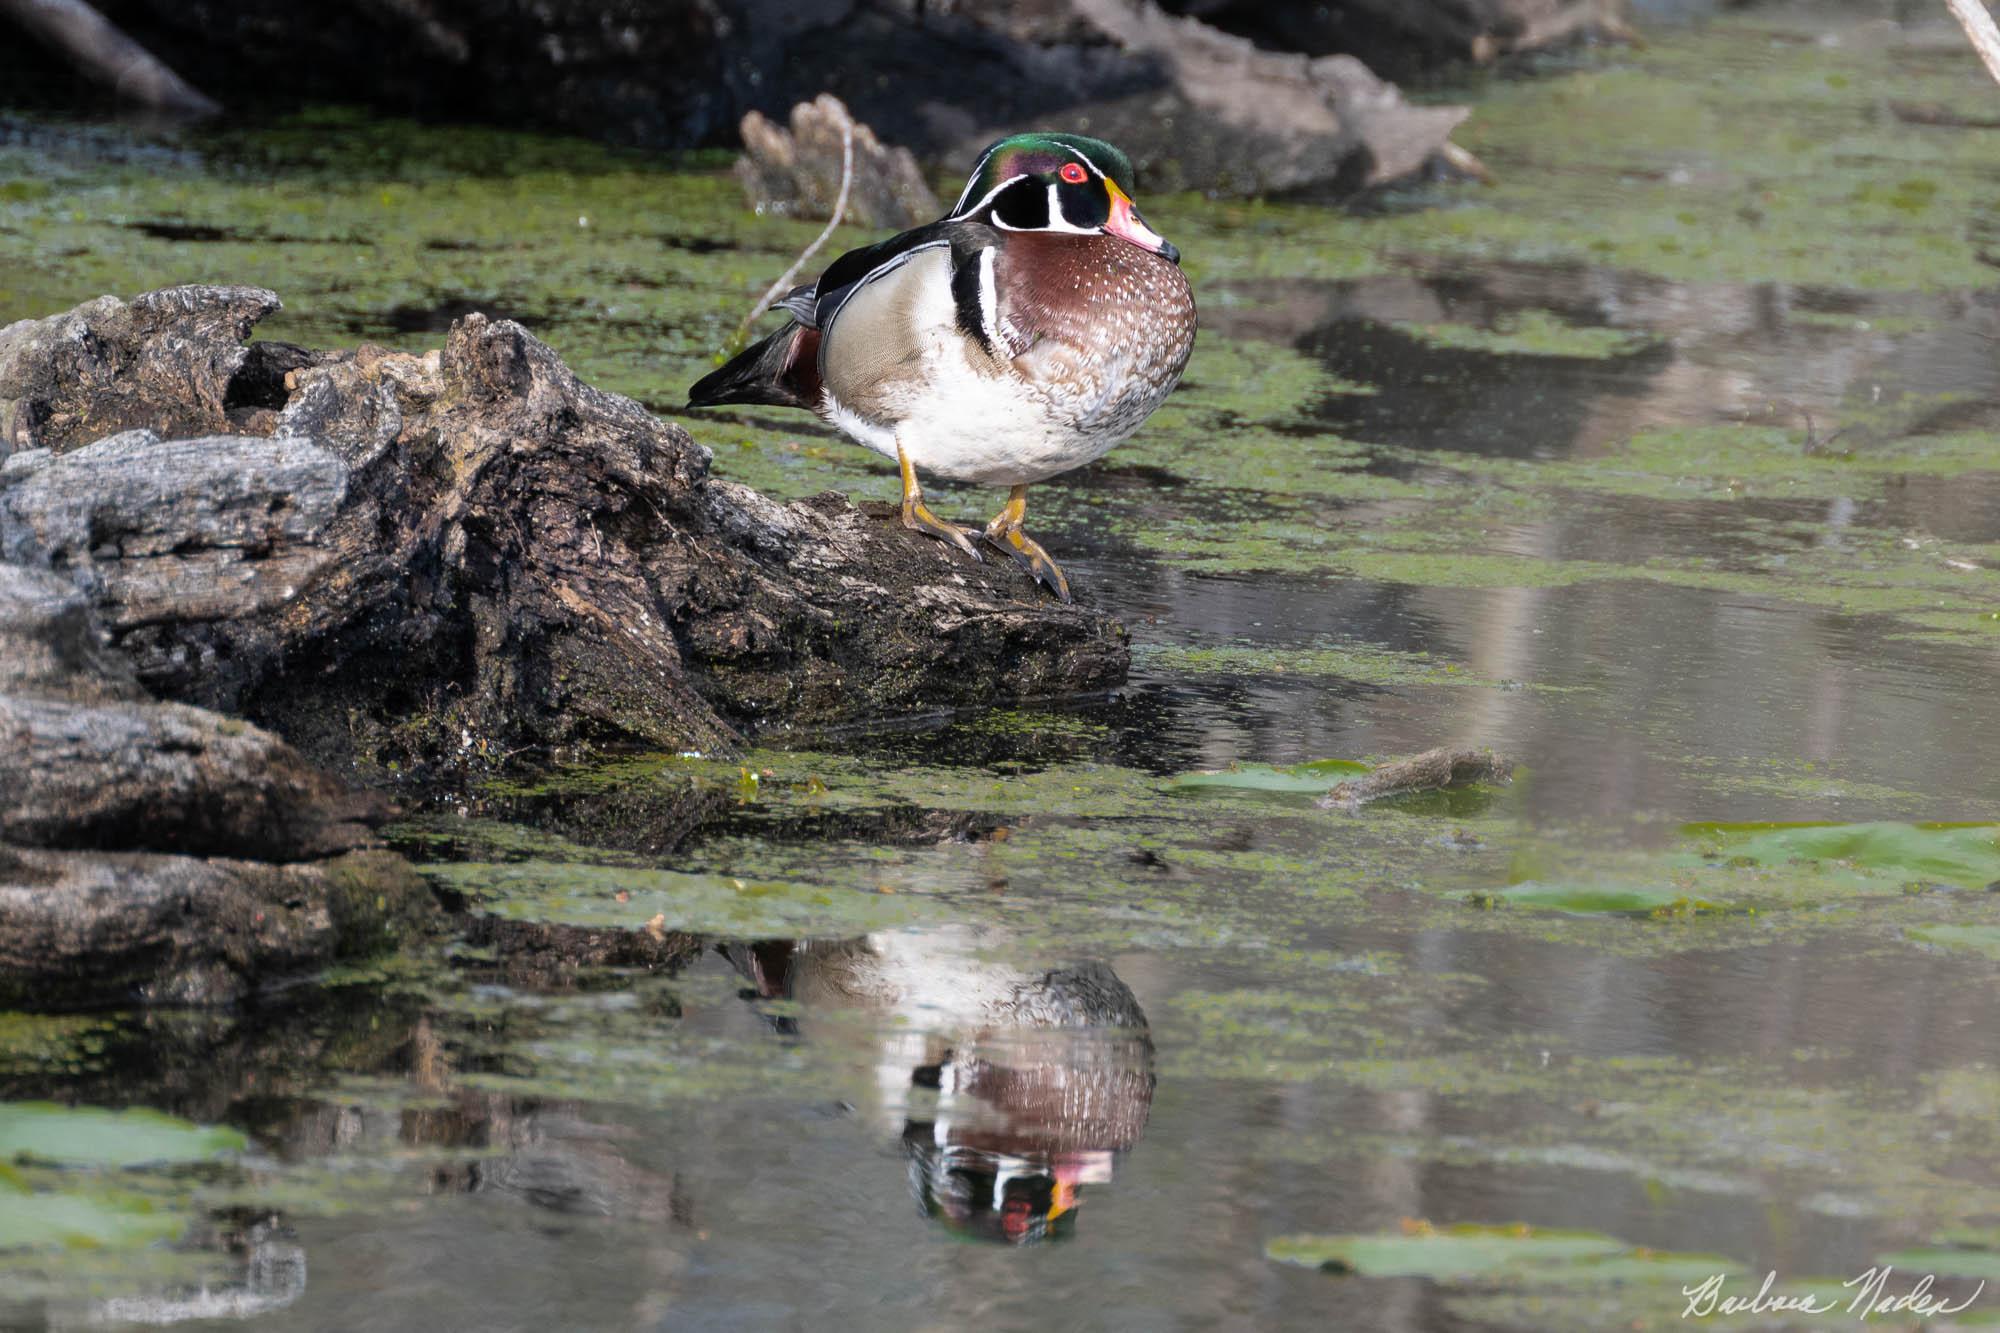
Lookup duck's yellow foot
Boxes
[982,485,1072,603]
[901,493,983,562]
[897,438,982,562]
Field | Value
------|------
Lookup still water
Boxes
[5,5,2000,1330]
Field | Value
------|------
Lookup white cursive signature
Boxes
[1681,1268,1985,1321]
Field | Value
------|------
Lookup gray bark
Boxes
[0,561,429,1008]
[0,286,1130,774]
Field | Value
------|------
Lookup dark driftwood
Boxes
[1318,746,1516,810]
[992,0,1474,196]
[0,562,429,1007]
[1162,0,1630,79]
[0,286,1130,773]
[74,0,1555,196]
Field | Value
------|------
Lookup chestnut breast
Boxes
[994,232,1196,433]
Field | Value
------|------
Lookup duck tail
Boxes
[685,323,822,411]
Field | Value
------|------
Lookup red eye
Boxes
[1059,163,1088,185]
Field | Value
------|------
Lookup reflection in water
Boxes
[1044,259,2000,822]
[727,934,1154,1244]
[92,1220,306,1326]
[1209,262,2000,463]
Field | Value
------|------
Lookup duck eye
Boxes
[1059,163,1088,185]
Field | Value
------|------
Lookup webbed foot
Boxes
[982,485,1072,603]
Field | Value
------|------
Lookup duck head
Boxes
[951,132,1180,264]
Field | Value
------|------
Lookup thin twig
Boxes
[728,116,854,354]
[1944,0,2000,88]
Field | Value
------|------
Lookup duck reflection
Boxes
[725,932,1155,1244]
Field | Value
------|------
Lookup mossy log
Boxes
[0,285,1130,773]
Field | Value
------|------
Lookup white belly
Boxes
[827,352,1130,486]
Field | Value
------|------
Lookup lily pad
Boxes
[1266,1224,1626,1277]
[1877,1247,2000,1280]
[1908,926,2000,960]
[0,1102,245,1167]
[1170,759,1371,795]
[1683,822,2000,888]
[1494,882,1727,917]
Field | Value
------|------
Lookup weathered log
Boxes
[0,695,388,862]
[0,432,347,637]
[0,286,1130,773]
[0,285,283,455]
[0,844,428,1007]
[0,560,144,703]
[0,561,432,1007]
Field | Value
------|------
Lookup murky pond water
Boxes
[7,6,2000,1329]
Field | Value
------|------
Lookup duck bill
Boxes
[1105,182,1180,264]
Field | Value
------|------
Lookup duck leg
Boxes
[982,485,1072,603]
[898,439,983,562]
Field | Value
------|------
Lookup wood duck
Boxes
[720,930,1154,1244]
[687,132,1196,602]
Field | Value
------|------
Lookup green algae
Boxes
[1881,1246,2000,1280]
[1390,310,1661,360]
[1458,423,2000,506]
[0,1014,114,1077]
[0,1175,189,1251]
[1266,1225,1753,1332]
[1168,758,1371,795]
[423,859,944,936]
[1491,881,1731,917]
[0,1102,245,1167]
[1138,641,1510,689]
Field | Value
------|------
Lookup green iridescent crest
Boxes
[951,133,1139,216]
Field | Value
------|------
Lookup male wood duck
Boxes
[687,132,1196,602]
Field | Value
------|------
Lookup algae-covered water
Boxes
[8,6,2000,1329]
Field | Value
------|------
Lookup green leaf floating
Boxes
[1908,925,2000,960]
[0,1102,246,1167]
[1494,882,1726,916]
[1266,1222,1739,1288]
[1169,759,1371,794]
[1484,822,2000,918]
[1683,821,2000,888]
[1267,1224,1624,1277]
[1875,1246,2000,1280]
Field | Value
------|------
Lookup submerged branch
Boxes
[1,0,220,117]
[1318,747,1515,811]
[1944,0,2000,89]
